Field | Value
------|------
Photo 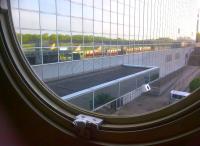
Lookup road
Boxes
[114,66,200,116]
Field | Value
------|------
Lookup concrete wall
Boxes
[32,48,193,82]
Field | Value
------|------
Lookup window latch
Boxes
[73,114,103,139]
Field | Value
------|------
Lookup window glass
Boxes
[118,24,123,36]
[71,17,82,32]
[58,32,71,47]
[42,31,57,47]
[94,8,102,21]
[57,0,70,16]
[94,33,103,46]
[84,33,94,46]
[11,9,19,28]
[57,16,70,32]
[72,32,83,46]
[72,46,84,60]
[10,0,197,116]
[103,22,110,35]
[103,0,110,10]
[22,29,41,48]
[111,34,117,45]
[59,46,72,62]
[118,14,123,25]
[71,3,82,18]
[94,0,102,9]
[83,5,93,19]
[111,0,117,12]
[11,0,18,8]
[41,14,56,30]
[43,47,58,64]
[83,0,93,6]
[19,0,39,11]
[83,20,93,33]
[20,11,40,29]
[118,3,124,14]
[111,12,117,24]
[15,29,21,45]
[111,24,117,35]
[71,0,82,4]
[94,21,102,34]
[103,10,110,22]
[21,30,42,65]
[94,45,103,57]
[102,34,110,46]
[40,0,56,13]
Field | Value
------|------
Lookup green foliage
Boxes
[189,77,200,92]
[16,33,176,48]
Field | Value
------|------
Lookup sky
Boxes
[10,0,200,40]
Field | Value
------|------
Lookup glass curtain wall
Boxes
[11,0,196,65]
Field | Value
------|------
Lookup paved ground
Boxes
[46,65,148,96]
[114,65,200,116]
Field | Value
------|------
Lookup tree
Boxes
[189,77,200,92]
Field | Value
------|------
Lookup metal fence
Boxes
[64,67,159,111]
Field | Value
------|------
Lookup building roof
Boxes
[46,65,148,97]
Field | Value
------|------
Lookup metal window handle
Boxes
[73,114,103,139]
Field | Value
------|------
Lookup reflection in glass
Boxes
[11,9,19,28]
[83,5,93,19]
[22,30,41,48]
[71,17,82,32]
[58,32,71,47]
[43,47,58,64]
[94,0,102,9]
[72,33,83,46]
[72,46,84,60]
[83,0,93,6]
[94,46,103,57]
[11,0,18,8]
[103,11,110,22]
[59,47,72,62]
[19,0,39,11]
[21,30,42,65]
[71,3,82,18]
[40,0,56,13]
[94,34,103,46]
[103,46,110,56]
[103,0,110,10]
[20,11,40,29]
[42,31,57,47]
[57,16,70,32]
[83,20,93,33]
[10,0,197,116]
[83,47,94,59]
[41,14,56,30]
[23,47,42,65]
[71,0,82,4]
[15,29,21,45]
[84,33,93,46]
[94,21,102,34]
[102,34,110,46]
[94,8,102,21]
[111,0,117,12]
[57,0,70,15]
